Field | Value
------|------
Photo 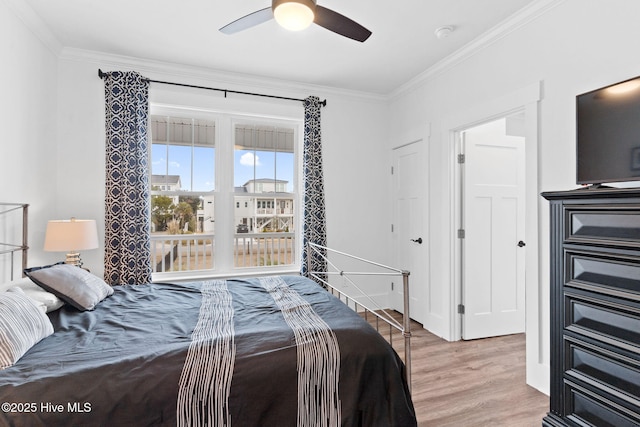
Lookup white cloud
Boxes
[240,152,261,166]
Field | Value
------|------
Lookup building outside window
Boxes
[149,111,300,278]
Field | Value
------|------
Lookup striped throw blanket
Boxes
[177,277,341,427]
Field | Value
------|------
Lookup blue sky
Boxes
[152,144,294,192]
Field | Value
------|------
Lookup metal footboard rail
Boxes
[306,242,412,390]
[0,203,29,281]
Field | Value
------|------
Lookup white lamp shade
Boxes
[44,219,99,252]
[274,0,315,31]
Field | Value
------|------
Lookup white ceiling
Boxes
[20,0,538,95]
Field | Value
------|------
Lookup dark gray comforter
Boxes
[0,275,416,426]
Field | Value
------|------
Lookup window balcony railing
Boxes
[150,232,295,273]
[151,233,215,273]
[255,208,293,215]
[234,232,295,268]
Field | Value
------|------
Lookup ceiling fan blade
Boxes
[314,5,371,42]
[220,7,274,35]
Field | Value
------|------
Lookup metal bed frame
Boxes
[0,207,414,389]
[306,242,412,390]
[0,203,29,281]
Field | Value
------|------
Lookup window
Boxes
[233,122,296,268]
[149,111,300,278]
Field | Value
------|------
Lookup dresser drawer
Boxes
[566,251,640,300]
[565,338,640,405]
[565,206,640,248]
[564,381,640,427]
[565,291,640,354]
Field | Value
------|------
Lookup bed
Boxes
[0,204,416,426]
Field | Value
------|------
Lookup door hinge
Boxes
[391,282,394,291]
[458,154,465,164]
[391,166,394,175]
[391,224,394,233]
[458,229,465,238]
[458,304,465,314]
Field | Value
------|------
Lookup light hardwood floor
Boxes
[394,323,549,426]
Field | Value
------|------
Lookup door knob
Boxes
[411,237,423,244]
[517,240,526,247]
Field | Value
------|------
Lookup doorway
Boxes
[458,114,526,340]
[446,82,545,392]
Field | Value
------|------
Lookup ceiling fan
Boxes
[219,0,372,42]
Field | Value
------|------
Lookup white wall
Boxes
[0,0,60,281]
[387,0,640,394]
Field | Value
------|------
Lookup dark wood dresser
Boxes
[542,187,640,427]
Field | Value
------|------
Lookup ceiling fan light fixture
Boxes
[273,0,316,31]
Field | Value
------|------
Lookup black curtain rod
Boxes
[98,69,326,107]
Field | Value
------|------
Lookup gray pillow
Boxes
[0,287,54,369]
[25,263,114,311]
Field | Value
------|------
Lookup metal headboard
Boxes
[306,242,412,391]
[0,203,29,280]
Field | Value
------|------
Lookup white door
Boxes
[392,141,427,325]
[461,118,526,340]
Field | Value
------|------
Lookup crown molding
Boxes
[60,47,388,106]
[3,0,62,56]
[389,0,566,100]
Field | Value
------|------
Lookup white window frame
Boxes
[149,104,303,281]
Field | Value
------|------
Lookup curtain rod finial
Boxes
[302,98,327,107]
[98,69,105,79]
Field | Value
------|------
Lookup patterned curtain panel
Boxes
[102,71,153,285]
[301,96,327,282]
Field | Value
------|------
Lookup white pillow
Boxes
[0,277,64,313]
[0,287,54,369]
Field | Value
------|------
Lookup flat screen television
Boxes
[576,75,640,186]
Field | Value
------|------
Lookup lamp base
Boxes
[65,252,83,268]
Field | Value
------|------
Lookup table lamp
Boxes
[44,218,99,267]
